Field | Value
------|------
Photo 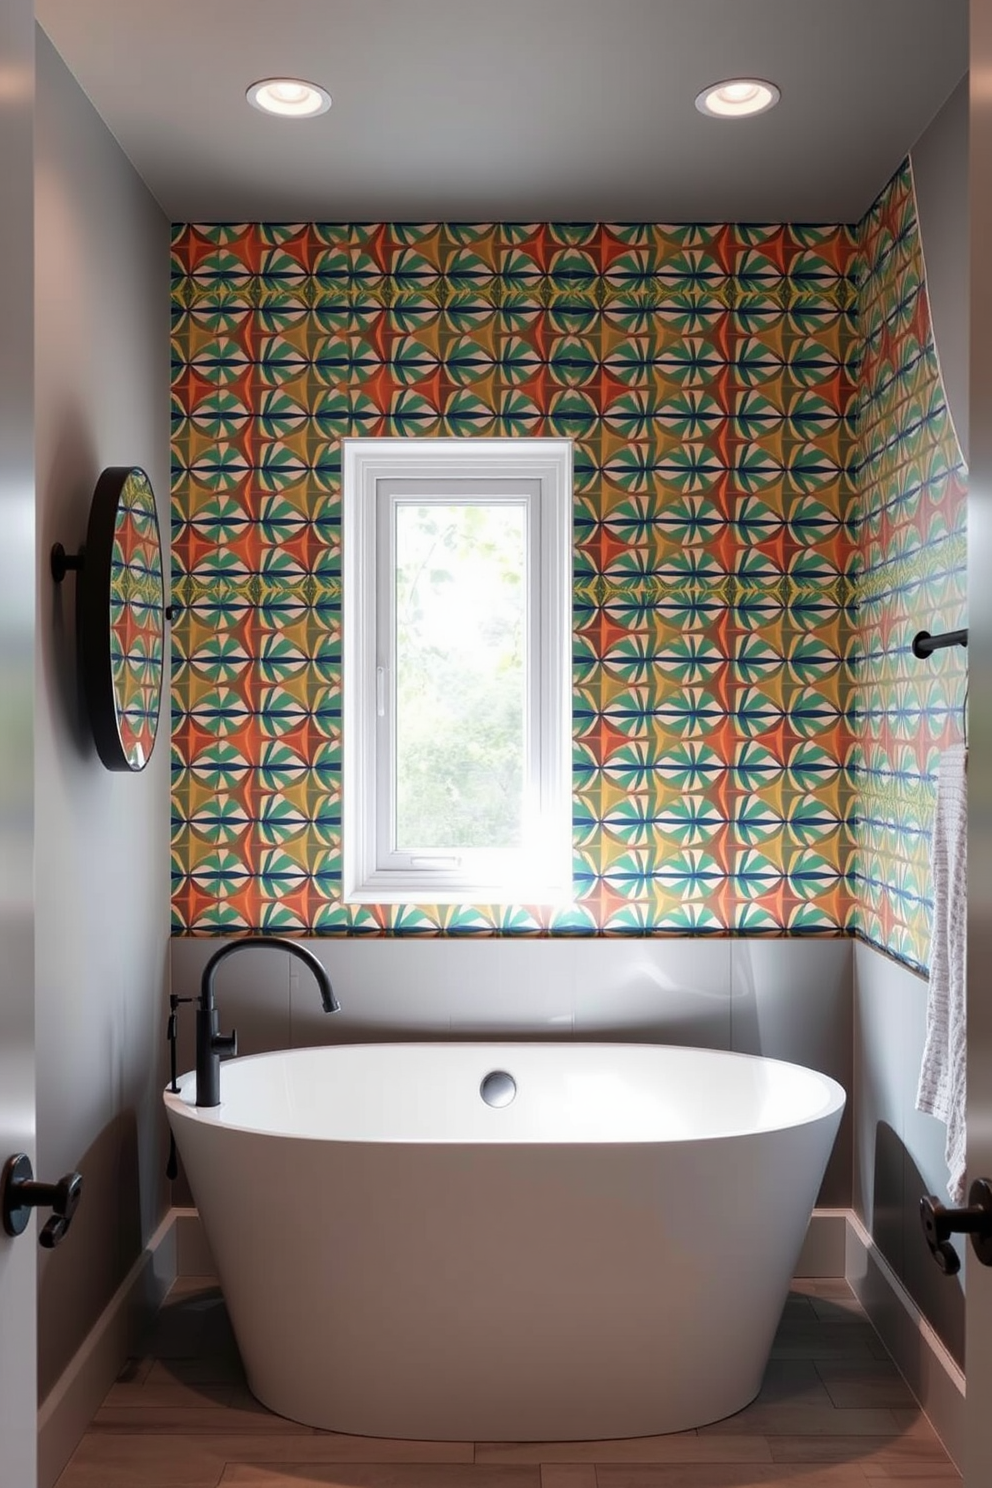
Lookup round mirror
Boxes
[82,466,165,772]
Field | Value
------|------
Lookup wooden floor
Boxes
[56,1275,961,1487]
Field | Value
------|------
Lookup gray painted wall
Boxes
[846,66,972,1365]
[912,75,969,463]
[854,941,963,1361]
[34,27,171,1404]
[170,935,854,1206]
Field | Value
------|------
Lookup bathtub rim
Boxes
[163,1039,846,1145]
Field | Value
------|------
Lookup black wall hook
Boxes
[920,1178,992,1275]
[912,628,969,658]
[50,542,84,583]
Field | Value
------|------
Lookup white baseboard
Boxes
[37,1205,966,1481]
[37,1210,178,1488]
[844,1209,965,1471]
[173,1204,217,1275]
[796,1209,848,1276]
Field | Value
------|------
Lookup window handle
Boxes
[376,666,386,718]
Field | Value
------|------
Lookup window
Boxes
[343,439,572,903]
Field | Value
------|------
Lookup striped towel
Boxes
[916,744,968,1204]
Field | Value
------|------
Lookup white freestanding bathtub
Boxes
[164,1042,845,1440]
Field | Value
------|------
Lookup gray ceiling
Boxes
[38,0,967,224]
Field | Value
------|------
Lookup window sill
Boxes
[343,878,574,908]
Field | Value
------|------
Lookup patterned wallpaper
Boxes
[171,222,859,935]
[848,163,968,972]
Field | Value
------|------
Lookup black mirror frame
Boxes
[51,465,166,773]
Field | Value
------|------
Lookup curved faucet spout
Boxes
[200,936,339,1015]
[195,936,339,1107]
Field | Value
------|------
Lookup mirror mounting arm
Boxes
[50,543,84,583]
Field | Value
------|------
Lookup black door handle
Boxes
[920,1178,992,1275]
[1,1154,83,1249]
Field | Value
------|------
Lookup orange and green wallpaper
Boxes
[848,163,968,972]
[171,177,965,965]
[171,220,859,937]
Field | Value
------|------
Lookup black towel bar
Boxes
[912,628,968,658]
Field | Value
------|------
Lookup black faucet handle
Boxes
[212,1027,238,1061]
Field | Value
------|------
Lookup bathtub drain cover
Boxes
[480,1070,516,1108]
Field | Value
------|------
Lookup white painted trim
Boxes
[173,1204,217,1275]
[342,437,573,904]
[37,1209,178,1488]
[795,1208,848,1277]
[845,1207,965,1470]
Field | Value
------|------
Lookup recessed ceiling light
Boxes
[247,77,332,118]
[694,79,780,119]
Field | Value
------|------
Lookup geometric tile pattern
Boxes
[848,162,968,972]
[171,221,860,935]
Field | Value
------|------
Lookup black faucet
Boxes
[195,935,340,1107]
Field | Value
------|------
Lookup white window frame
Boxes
[342,438,572,904]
